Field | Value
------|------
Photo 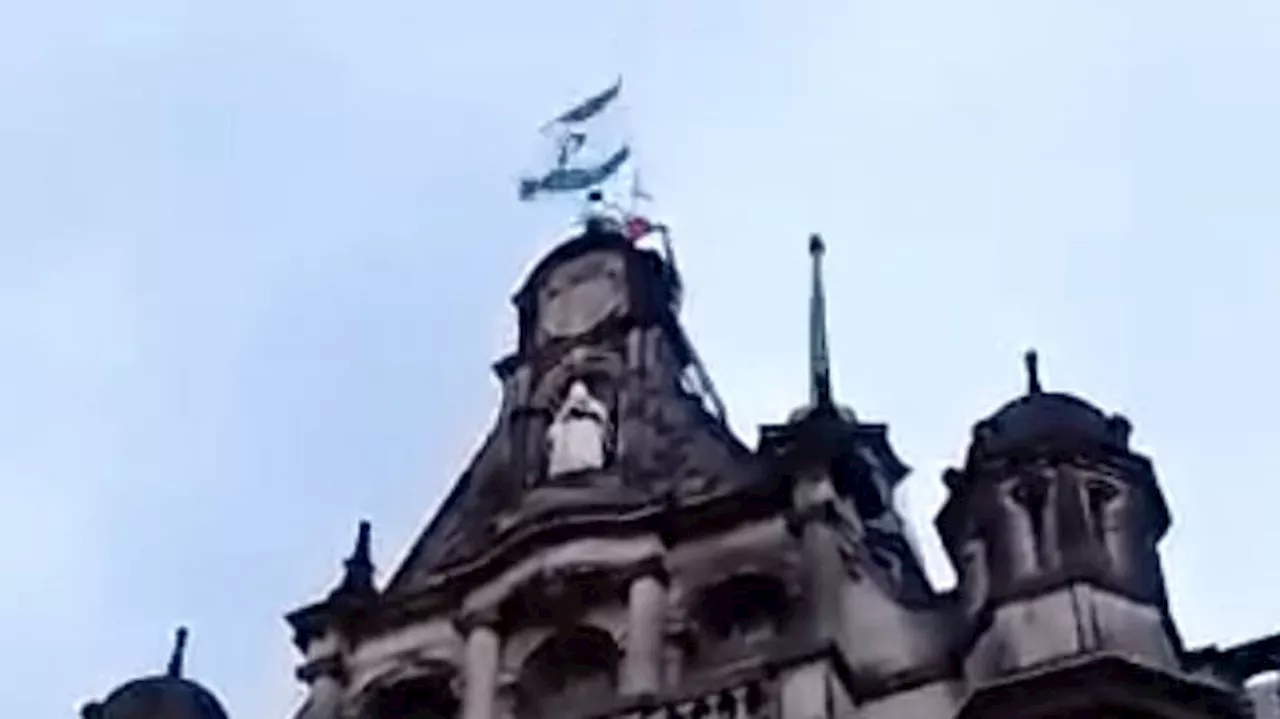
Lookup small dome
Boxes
[88,676,229,719]
[967,351,1131,462]
[82,628,229,719]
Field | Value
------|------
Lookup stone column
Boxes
[786,494,847,641]
[662,618,688,690]
[458,611,502,719]
[622,558,668,697]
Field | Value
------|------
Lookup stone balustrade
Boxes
[597,675,774,719]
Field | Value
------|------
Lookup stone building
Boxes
[84,217,1278,718]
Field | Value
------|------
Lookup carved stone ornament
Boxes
[537,251,627,340]
[546,380,612,478]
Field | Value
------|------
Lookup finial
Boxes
[1025,349,1042,395]
[166,627,188,678]
[336,520,375,596]
[809,233,826,257]
[355,519,371,557]
[809,234,833,409]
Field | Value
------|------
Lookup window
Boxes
[697,574,791,645]
[517,626,620,719]
[370,676,458,719]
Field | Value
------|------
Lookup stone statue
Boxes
[546,380,612,478]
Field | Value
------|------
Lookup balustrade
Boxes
[598,675,774,719]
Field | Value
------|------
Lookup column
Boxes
[622,559,668,696]
[459,612,502,719]
[662,617,687,690]
[786,495,845,641]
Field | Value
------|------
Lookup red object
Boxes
[625,215,653,241]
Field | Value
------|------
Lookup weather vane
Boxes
[518,77,630,204]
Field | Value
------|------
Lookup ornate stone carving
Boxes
[546,380,612,478]
[537,251,627,341]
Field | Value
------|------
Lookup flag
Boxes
[625,215,655,241]
[519,78,630,202]
[518,146,631,201]
[544,77,622,128]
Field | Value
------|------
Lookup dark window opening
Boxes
[518,626,620,719]
[370,676,458,719]
[697,574,791,645]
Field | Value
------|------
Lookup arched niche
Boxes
[354,661,459,719]
[516,625,621,719]
[530,346,625,413]
[692,573,793,649]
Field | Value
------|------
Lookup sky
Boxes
[1,0,1278,716]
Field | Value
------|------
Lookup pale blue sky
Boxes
[2,0,1278,716]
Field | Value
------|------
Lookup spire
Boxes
[334,520,375,597]
[166,627,188,678]
[1025,349,1042,395]
[809,234,833,409]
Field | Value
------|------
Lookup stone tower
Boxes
[936,352,1246,718]
[283,221,1279,719]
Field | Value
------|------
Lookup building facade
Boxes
[83,218,1279,718]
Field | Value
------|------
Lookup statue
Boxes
[546,380,612,478]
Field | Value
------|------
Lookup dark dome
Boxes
[89,676,229,719]
[967,351,1131,463]
[82,628,229,719]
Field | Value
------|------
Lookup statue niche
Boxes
[546,379,614,479]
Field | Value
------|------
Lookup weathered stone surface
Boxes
[270,235,1274,719]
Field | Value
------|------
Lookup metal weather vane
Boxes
[518,77,632,202]
[516,80,727,424]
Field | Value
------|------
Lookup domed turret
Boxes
[937,352,1193,715]
[81,629,229,719]
[964,351,1132,465]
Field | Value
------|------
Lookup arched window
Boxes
[517,626,620,719]
[696,574,791,646]
[369,676,458,719]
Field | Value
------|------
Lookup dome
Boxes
[967,351,1132,462]
[88,676,229,719]
[82,628,229,719]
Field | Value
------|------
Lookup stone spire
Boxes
[166,627,188,679]
[333,520,375,597]
[809,234,833,409]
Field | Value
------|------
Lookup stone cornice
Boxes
[955,653,1246,719]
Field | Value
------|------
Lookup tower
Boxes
[935,352,1246,718]
[284,223,940,719]
[281,222,1278,719]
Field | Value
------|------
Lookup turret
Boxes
[80,628,230,719]
[937,352,1243,718]
[758,235,946,716]
[285,520,380,719]
[761,236,930,629]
